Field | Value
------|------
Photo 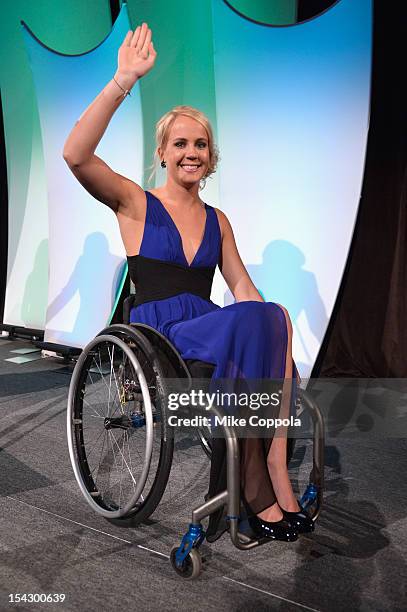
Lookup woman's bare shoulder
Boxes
[212,207,234,240]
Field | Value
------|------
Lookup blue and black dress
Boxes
[127,190,297,540]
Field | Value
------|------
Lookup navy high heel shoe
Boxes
[247,513,299,542]
[281,501,315,534]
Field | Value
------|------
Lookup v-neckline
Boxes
[147,191,208,268]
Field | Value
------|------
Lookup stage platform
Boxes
[0,337,406,611]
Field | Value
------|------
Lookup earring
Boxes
[161,160,166,168]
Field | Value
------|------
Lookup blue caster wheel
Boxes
[170,546,202,579]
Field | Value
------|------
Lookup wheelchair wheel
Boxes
[67,329,174,522]
[170,546,202,579]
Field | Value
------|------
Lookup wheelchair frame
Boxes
[171,390,324,578]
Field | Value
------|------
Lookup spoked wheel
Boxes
[170,546,202,579]
[67,330,174,523]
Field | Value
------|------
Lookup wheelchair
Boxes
[67,294,324,579]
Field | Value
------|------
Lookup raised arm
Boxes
[62,23,157,213]
[217,209,264,303]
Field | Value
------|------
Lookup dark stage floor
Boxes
[0,336,406,611]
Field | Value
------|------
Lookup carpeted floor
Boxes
[0,337,406,611]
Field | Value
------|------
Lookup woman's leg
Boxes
[199,299,299,531]
[261,303,300,520]
[241,302,299,522]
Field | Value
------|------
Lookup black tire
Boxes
[68,334,156,518]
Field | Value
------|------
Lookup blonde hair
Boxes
[147,105,219,190]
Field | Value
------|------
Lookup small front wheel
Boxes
[170,546,202,579]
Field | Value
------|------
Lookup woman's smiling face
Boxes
[159,115,210,187]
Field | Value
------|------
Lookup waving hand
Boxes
[118,23,157,82]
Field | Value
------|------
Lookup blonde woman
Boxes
[63,23,313,542]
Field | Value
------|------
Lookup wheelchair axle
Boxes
[103,412,160,430]
[104,416,132,430]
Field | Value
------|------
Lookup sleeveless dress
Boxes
[128,190,297,540]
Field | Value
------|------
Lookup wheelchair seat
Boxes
[184,359,216,379]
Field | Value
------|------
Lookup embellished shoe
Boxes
[248,514,299,542]
[281,501,315,533]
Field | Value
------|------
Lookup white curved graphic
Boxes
[22,4,141,347]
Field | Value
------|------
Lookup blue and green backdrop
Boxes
[0,0,372,377]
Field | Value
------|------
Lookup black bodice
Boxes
[127,255,216,306]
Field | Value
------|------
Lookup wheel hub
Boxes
[104,415,132,430]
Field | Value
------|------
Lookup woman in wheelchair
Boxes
[63,23,314,543]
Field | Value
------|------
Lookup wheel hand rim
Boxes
[67,334,154,518]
